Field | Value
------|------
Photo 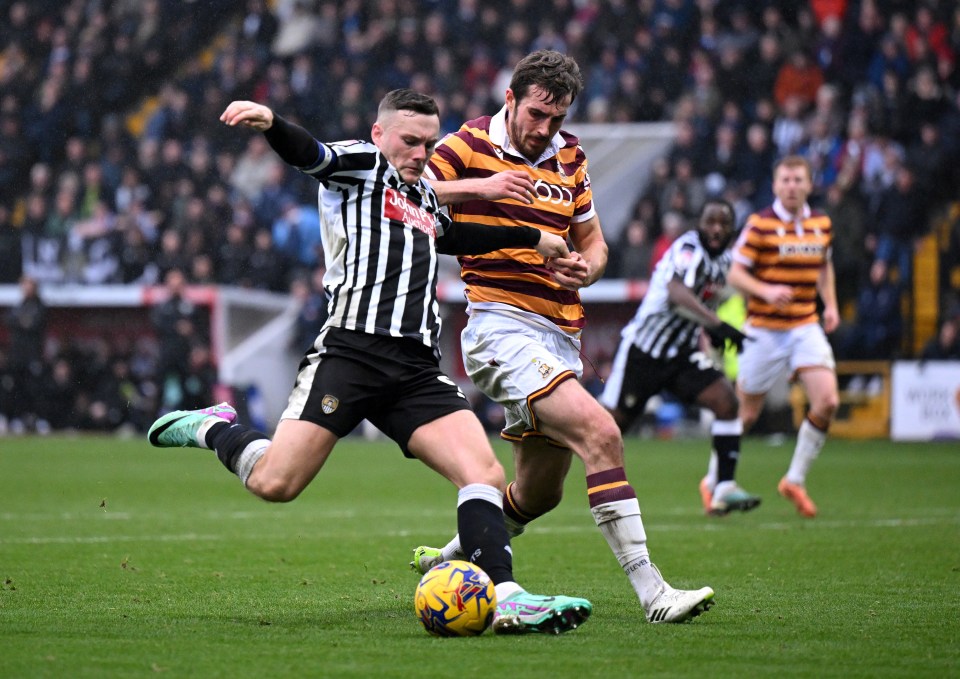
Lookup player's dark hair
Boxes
[509,50,583,105]
[378,89,439,118]
[702,197,735,219]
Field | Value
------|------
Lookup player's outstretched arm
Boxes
[436,222,567,259]
[221,102,321,169]
[431,171,535,206]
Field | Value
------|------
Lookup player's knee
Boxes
[739,407,760,431]
[712,397,739,421]
[467,458,506,490]
[581,413,624,467]
[813,393,840,421]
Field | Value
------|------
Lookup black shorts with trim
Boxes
[612,344,725,421]
[293,328,471,457]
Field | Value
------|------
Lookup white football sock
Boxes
[590,498,665,609]
[786,418,826,485]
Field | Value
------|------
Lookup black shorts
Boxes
[287,328,472,457]
[608,344,725,421]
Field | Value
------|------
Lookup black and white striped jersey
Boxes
[298,140,451,357]
[620,230,732,359]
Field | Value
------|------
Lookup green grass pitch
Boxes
[1,434,958,678]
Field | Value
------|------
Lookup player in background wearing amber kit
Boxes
[148,90,593,635]
[728,155,840,518]
[411,50,714,623]
[599,199,761,517]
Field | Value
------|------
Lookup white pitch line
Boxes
[1,533,222,545]
[2,515,957,546]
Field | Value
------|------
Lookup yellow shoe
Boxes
[778,477,817,518]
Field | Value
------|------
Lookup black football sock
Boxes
[713,433,740,483]
[206,421,270,474]
[458,498,513,585]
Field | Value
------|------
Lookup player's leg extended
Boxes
[535,380,714,622]
[695,377,760,515]
[148,403,337,501]
[242,419,337,501]
[779,366,838,517]
[409,410,591,635]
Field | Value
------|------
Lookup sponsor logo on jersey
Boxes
[533,179,573,206]
[778,242,825,257]
[384,188,437,238]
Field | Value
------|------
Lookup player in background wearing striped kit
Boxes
[598,199,762,517]
[728,155,840,518]
[147,90,594,635]
[411,51,714,623]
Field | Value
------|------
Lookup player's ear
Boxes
[371,122,383,146]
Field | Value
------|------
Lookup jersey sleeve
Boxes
[570,148,595,223]
[426,129,473,181]
[732,215,761,268]
[671,240,703,288]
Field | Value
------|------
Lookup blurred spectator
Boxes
[906,121,951,203]
[290,267,328,353]
[920,316,960,361]
[823,178,868,311]
[736,123,775,207]
[178,342,219,411]
[611,218,654,281]
[0,205,21,283]
[245,228,289,291]
[798,114,843,202]
[774,48,824,109]
[664,153,707,215]
[5,276,47,431]
[772,95,808,157]
[150,268,208,414]
[870,165,927,289]
[38,357,79,431]
[271,199,322,270]
[650,211,688,270]
[836,260,903,360]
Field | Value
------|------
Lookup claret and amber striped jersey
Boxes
[425,106,595,336]
[732,199,832,330]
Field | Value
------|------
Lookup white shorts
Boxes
[737,321,836,395]
[461,311,581,439]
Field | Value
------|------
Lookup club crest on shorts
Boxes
[531,357,554,379]
[321,395,339,414]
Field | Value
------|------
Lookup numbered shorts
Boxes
[461,311,581,440]
[737,322,836,395]
[281,327,471,457]
[599,340,724,421]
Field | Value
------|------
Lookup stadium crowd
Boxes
[1,0,959,435]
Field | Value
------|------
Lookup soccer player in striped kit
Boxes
[728,155,840,518]
[411,51,714,623]
[148,89,594,635]
[598,199,762,517]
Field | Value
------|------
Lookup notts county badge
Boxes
[321,395,339,415]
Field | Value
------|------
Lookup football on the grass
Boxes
[414,560,496,636]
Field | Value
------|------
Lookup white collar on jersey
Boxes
[490,105,563,166]
[772,198,812,237]
[772,197,811,223]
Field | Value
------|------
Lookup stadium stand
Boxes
[0,0,957,434]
